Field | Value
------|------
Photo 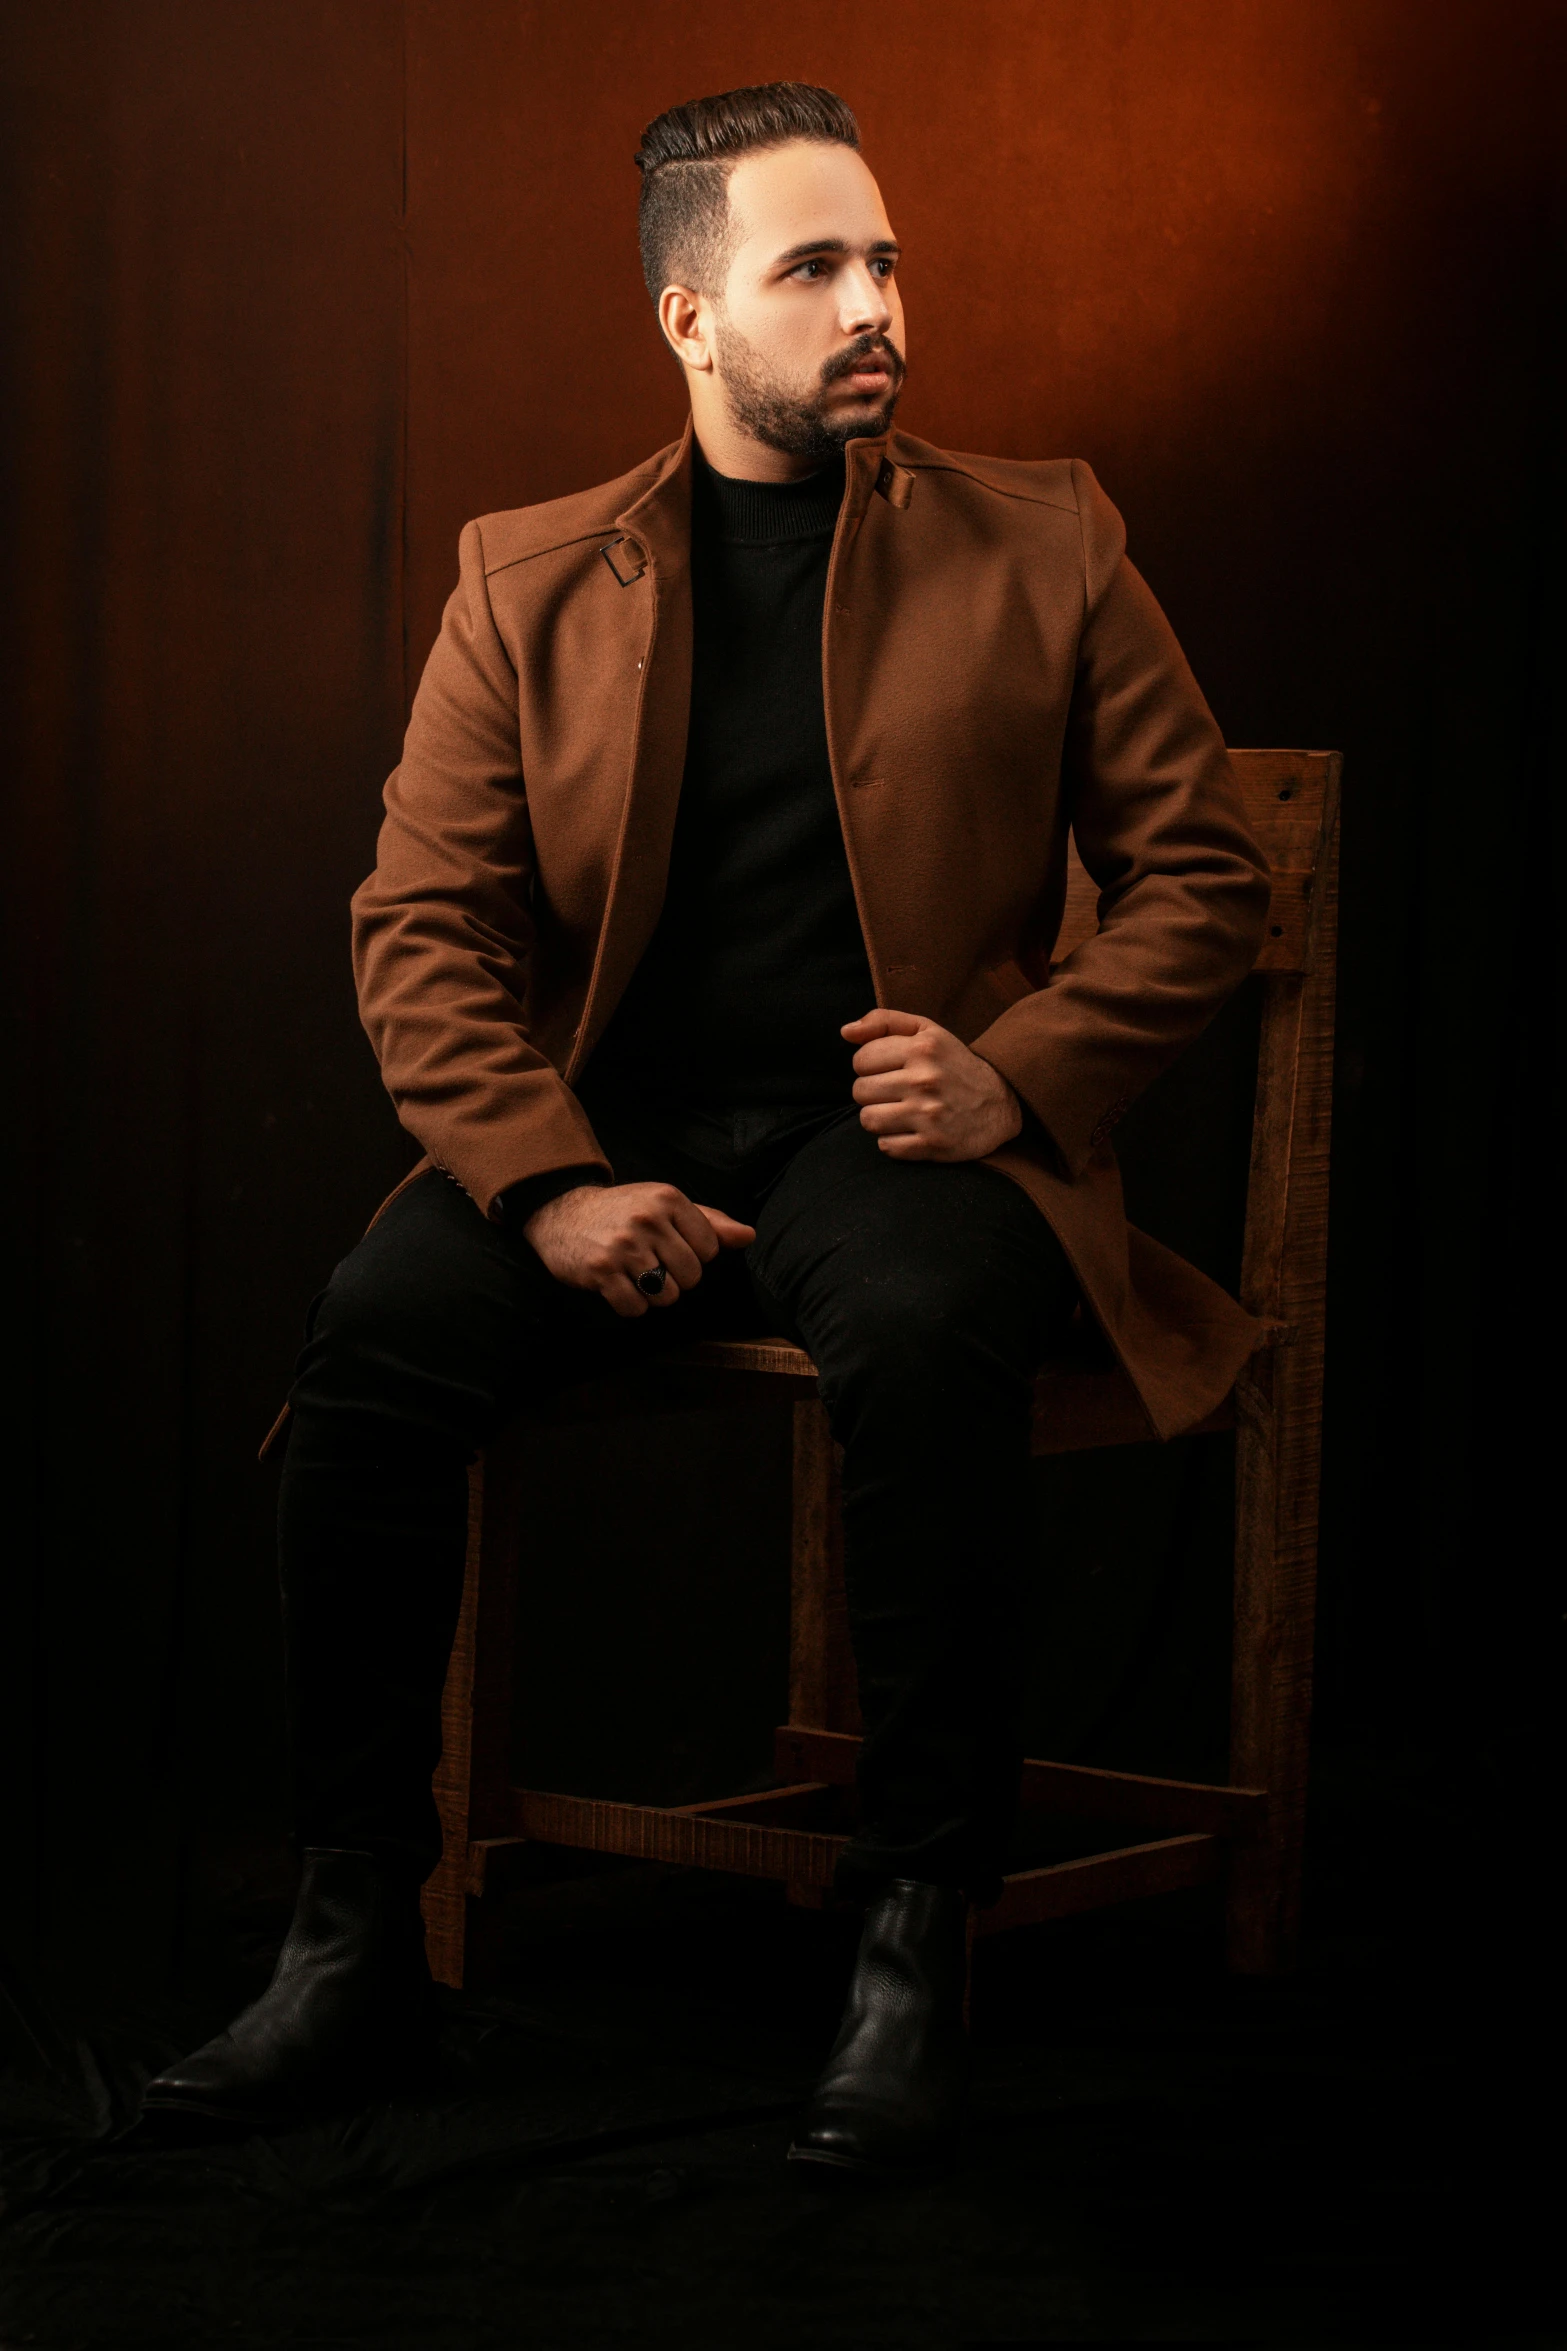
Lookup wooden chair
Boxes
[421,749,1340,1987]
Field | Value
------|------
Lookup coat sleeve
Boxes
[969,461,1271,1178]
[351,522,611,1218]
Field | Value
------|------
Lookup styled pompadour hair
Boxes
[634,82,860,304]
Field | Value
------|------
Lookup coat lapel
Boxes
[565,421,695,1082]
[821,430,907,1008]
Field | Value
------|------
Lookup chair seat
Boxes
[667,1327,1287,1454]
[669,1336,818,1380]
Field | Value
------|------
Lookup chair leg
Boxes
[788,1398,859,1738]
[1228,863,1335,1975]
[784,1399,856,1910]
[1228,1323,1327,1973]
[421,1435,526,1989]
[1228,1358,1289,1973]
[421,1462,486,1989]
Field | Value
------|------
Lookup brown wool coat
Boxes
[352,421,1272,1439]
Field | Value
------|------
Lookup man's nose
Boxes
[839,263,893,338]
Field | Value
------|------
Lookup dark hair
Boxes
[634,83,860,305]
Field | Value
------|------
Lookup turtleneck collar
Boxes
[692,441,846,545]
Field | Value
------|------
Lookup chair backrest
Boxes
[1055,749,1341,1334]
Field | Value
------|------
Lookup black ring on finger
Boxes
[636,1264,668,1298]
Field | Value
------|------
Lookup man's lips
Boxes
[824,342,901,396]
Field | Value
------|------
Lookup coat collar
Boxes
[610,416,912,568]
[613,415,694,579]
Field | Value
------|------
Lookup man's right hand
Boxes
[521,1182,756,1318]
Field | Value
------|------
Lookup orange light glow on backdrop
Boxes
[402,1,1424,671]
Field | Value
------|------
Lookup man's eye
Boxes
[793,259,826,280]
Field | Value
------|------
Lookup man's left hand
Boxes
[843,1009,1024,1162]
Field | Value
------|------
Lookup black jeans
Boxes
[280,1098,1075,1900]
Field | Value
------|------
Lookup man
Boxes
[144,82,1269,2175]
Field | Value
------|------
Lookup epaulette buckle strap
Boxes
[600,537,647,586]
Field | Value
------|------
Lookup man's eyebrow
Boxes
[772,235,902,267]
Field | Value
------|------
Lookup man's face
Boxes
[708,141,906,462]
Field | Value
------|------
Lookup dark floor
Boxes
[0,1804,1556,2351]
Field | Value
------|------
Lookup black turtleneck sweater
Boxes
[582,449,875,1115]
[499,451,875,1226]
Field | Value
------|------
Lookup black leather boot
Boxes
[788,1878,969,2176]
[140,1848,438,2129]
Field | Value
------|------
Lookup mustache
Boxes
[820,334,906,390]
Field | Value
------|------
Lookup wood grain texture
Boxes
[420,1461,486,1987]
[467,1783,1223,1934]
[420,1420,529,1988]
[774,1724,1265,1837]
[673,1783,835,1826]
[974,1834,1224,1936]
[671,1337,817,1380]
[496,1787,850,1887]
[789,1399,860,1735]
[1227,752,1340,1972]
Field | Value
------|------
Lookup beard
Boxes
[713,318,906,463]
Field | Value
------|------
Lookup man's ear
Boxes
[658,284,712,371]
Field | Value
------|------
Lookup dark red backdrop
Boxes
[3,2,1559,1988]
